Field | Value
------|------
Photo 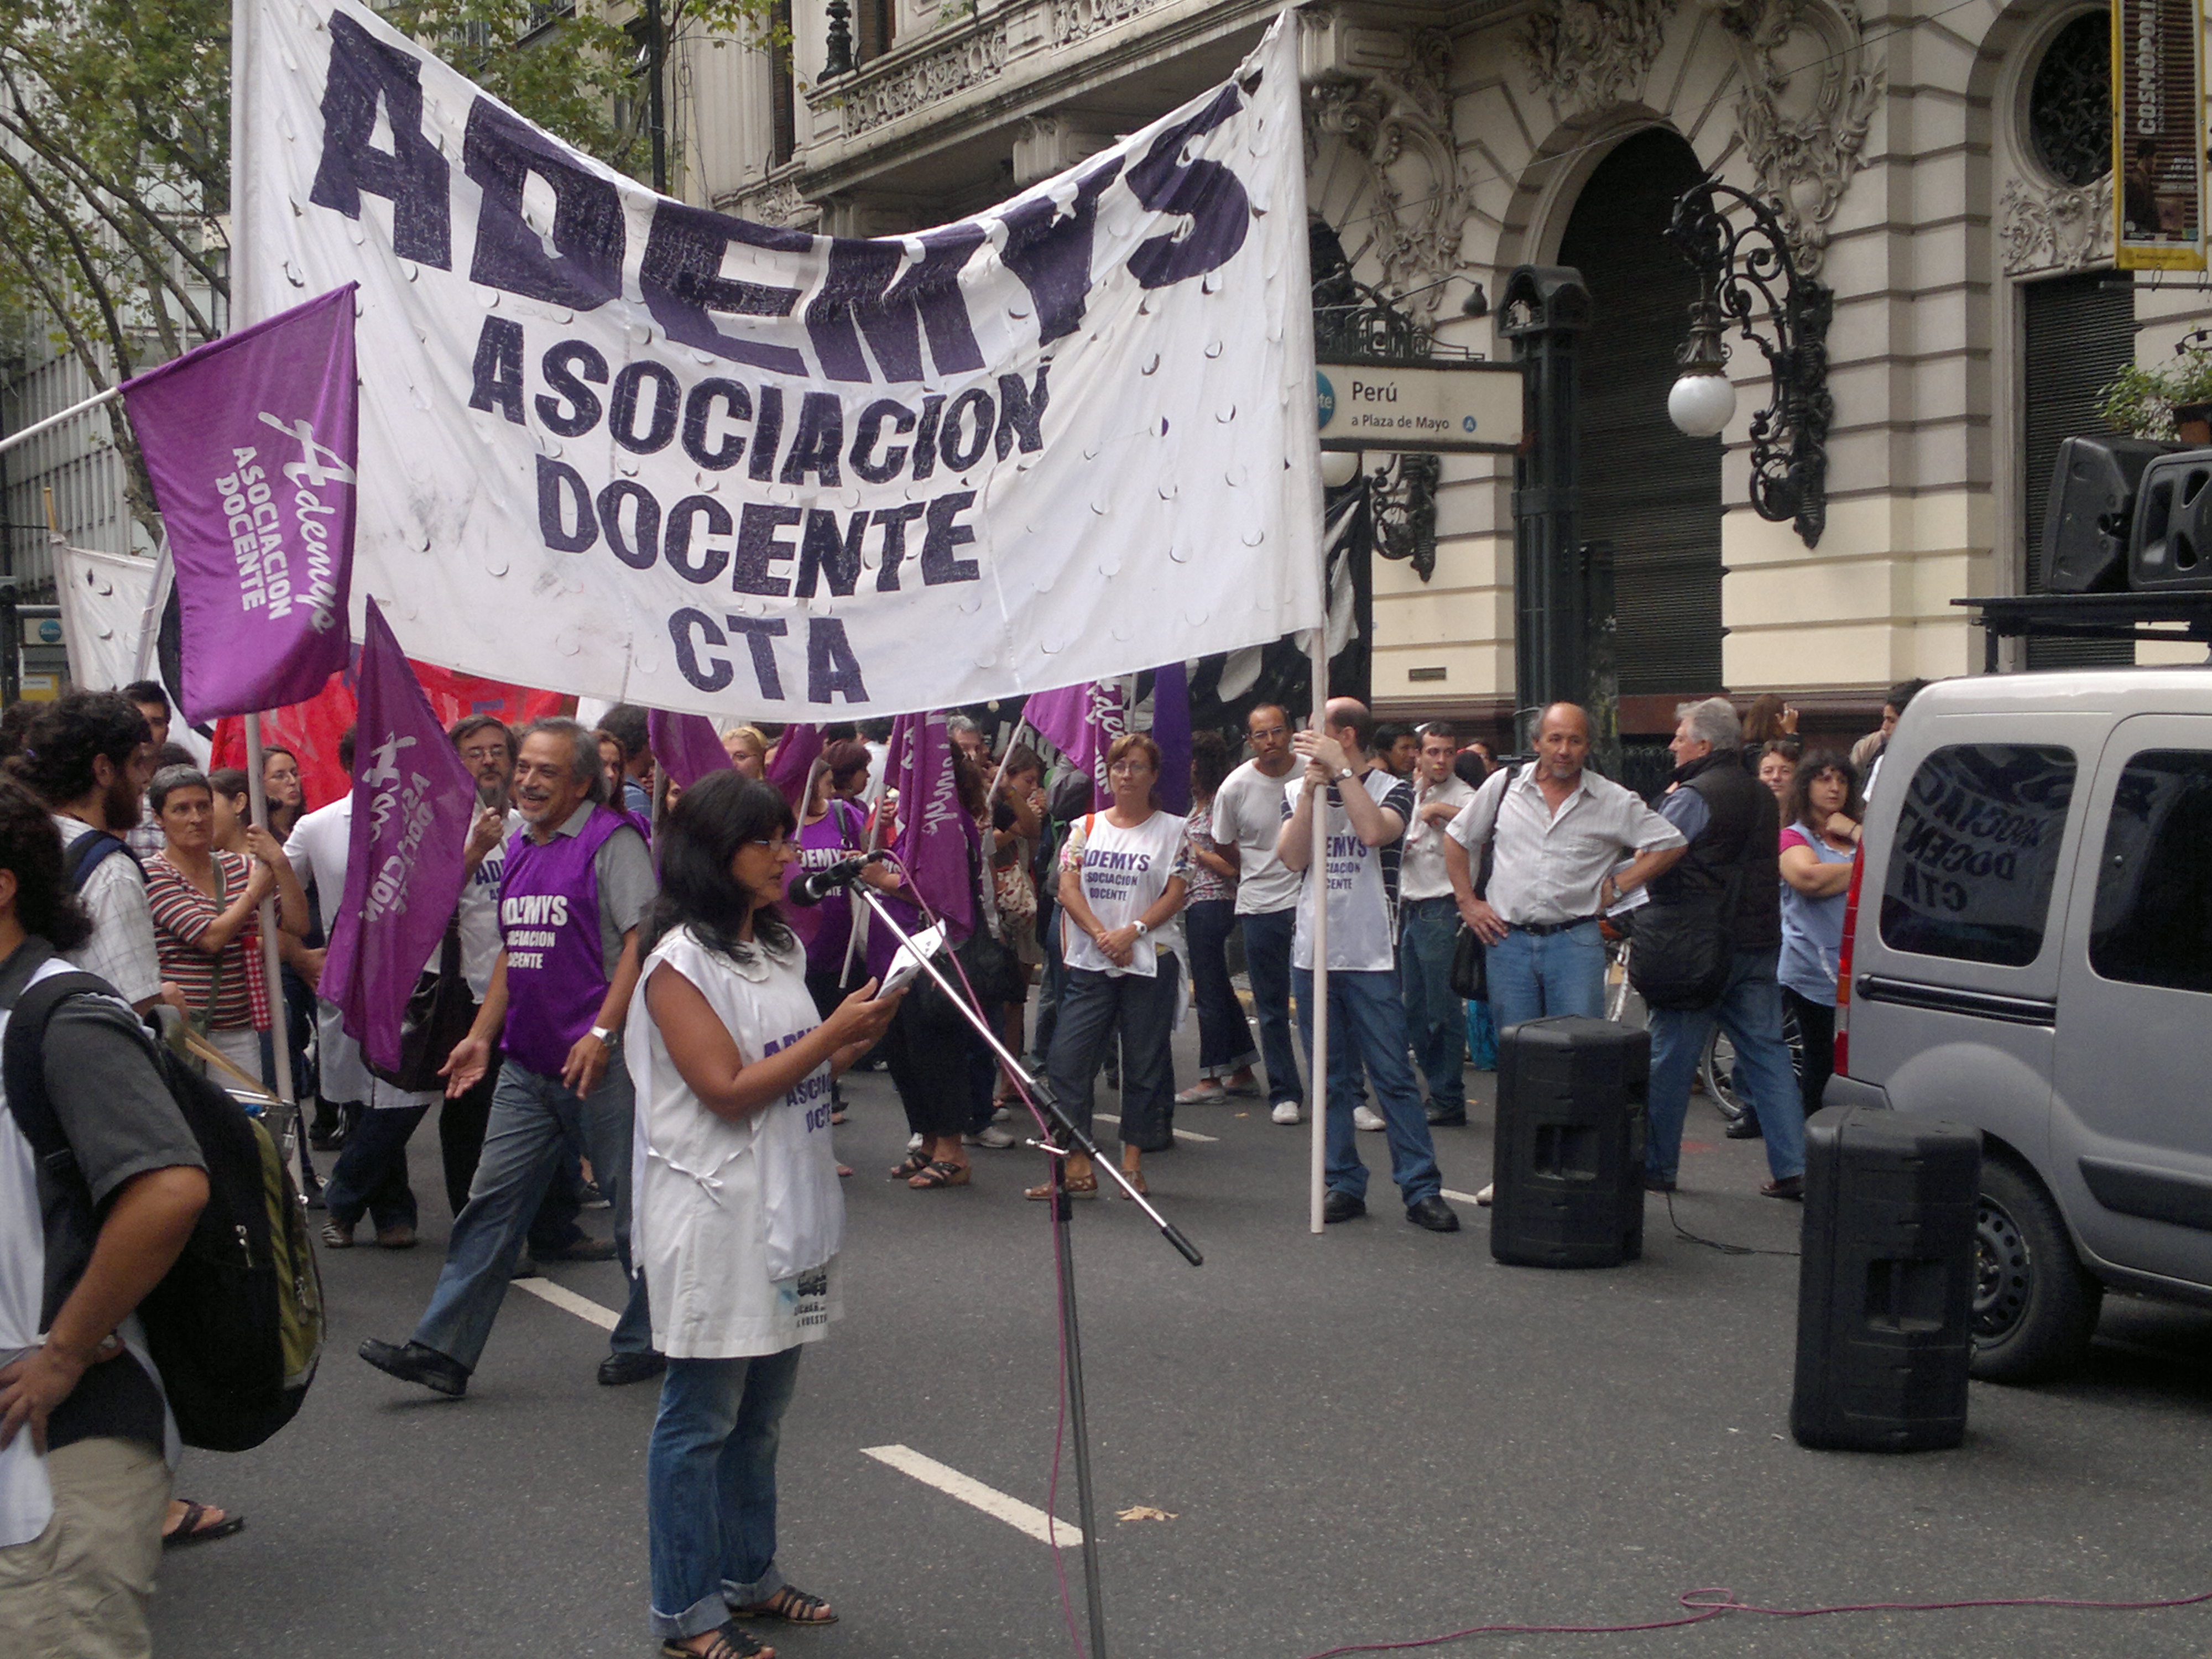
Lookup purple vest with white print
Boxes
[498,807,623,1077]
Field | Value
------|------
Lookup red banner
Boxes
[211,659,571,810]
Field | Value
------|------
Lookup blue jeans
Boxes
[1186,899,1259,1078]
[1397,898,1467,1115]
[648,1345,805,1640]
[322,1100,430,1232]
[1647,947,1804,1185]
[1485,921,1607,1033]
[411,1057,653,1370]
[1291,966,1443,1206]
[1464,999,1499,1071]
[1241,906,1303,1107]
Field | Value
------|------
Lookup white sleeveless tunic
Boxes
[625,928,843,1360]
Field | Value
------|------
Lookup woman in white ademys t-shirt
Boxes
[1036,732,1190,1202]
[628,773,901,1659]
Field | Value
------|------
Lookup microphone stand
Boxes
[846,880,1201,1659]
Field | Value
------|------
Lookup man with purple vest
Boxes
[358,719,662,1396]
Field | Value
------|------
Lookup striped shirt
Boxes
[145,849,270,1032]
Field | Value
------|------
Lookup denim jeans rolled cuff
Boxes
[1292,965,1444,1206]
[1187,899,1259,1078]
[648,1348,804,1641]
[1240,905,1303,1105]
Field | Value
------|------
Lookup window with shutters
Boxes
[1558,130,1724,697]
[2020,272,2136,666]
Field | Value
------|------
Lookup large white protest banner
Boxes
[233,2,1320,718]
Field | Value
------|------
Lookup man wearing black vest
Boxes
[1642,697,1805,1200]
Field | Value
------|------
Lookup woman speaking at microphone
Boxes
[628,772,901,1659]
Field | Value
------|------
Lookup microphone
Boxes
[787,851,889,906]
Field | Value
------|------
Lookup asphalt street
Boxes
[150,1013,2212,1659]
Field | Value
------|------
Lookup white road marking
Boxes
[1094,1112,1218,1144]
[512,1276,619,1331]
[861,1444,1084,1546]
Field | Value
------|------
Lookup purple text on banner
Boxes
[321,597,478,1073]
[122,285,360,723]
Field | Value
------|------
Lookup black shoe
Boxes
[539,1235,619,1262]
[1321,1189,1366,1224]
[1425,1107,1469,1127]
[1761,1175,1805,1202]
[358,1338,468,1397]
[598,1350,668,1387]
[1406,1195,1461,1233]
[509,1253,540,1279]
[1642,1173,1677,1194]
[1724,1114,1764,1140]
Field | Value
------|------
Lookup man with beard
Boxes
[19,692,171,1016]
[360,719,661,1395]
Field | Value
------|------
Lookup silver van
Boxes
[1827,668,2212,1381]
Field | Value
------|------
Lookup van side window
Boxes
[2090,750,2212,994]
[1877,744,2076,967]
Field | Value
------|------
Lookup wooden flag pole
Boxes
[242,713,302,1177]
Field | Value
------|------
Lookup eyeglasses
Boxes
[745,837,792,855]
[1108,760,1154,776]
[458,745,508,764]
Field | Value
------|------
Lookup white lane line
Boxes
[512,1276,619,1331]
[861,1444,1084,1546]
[1094,1112,1218,1144]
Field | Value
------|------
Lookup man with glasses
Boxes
[1208,704,1307,1123]
[359,718,662,1396]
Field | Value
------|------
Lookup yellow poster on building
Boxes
[2113,0,2207,269]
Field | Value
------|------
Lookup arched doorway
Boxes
[1557,128,1724,704]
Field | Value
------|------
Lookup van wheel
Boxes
[1971,1159,2102,1384]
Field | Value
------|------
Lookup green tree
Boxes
[0,0,777,537]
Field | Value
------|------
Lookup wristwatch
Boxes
[1337,765,1356,782]
[1134,921,1150,939]
[589,1024,617,1046]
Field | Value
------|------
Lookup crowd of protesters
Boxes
[0,671,1917,1658]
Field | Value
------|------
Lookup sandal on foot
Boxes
[164,1500,246,1550]
[736,1585,838,1625]
[1118,1166,1149,1197]
[1173,1082,1224,1104]
[1025,1170,1098,1200]
[890,1150,932,1180]
[908,1159,971,1189]
[660,1624,773,1659]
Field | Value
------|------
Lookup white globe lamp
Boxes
[1668,369,1736,439]
[1319,449,1363,488]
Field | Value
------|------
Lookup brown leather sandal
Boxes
[1025,1168,1098,1200]
[908,1160,971,1189]
[735,1584,838,1625]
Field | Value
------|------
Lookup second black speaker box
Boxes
[1791,1104,1979,1453]
[2040,435,2179,593]
[2128,446,2212,591]
[1490,1016,1647,1269]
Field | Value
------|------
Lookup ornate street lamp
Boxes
[1665,179,1834,548]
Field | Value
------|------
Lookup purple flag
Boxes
[648,709,731,791]
[1024,680,1128,809]
[321,598,477,1074]
[122,285,359,723]
[889,711,977,943]
[1152,661,1192,816]
[765,723,823,812]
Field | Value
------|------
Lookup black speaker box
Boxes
[2041,435,2180,593]
[2128,446,2212,591]
[1490,1016,1647,1269]
[1791,1104,1980,1452]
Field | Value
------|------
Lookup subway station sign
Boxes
[1316,358,1525,453]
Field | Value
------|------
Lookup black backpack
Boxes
[3,967,326,1452]
[63,828,140,890]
